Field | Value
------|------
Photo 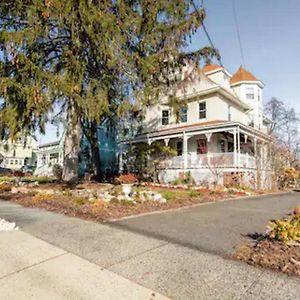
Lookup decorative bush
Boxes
[116,173,138,184]
[31,193,52,204]
[0,183,12,192]
[268,208,300,244]
[278,166,300,189]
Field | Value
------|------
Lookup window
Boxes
[10,160,13,165]
[177,141,183,156]
[258,88,261,102]
[197,139,207,154]
[15,160,18,165]
[162,110,169,125]
[227,105,231,121]
[179,106,188,123]
[246,87,254,99]
[199,102,206,119]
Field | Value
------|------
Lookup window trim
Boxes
[179,106,188,123]
[246,87,255,100]
[162,110,169,126]
[199,101,206,120]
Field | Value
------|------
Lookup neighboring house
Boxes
[35,122,118,177]
[35,135,65,176]
[0,136,38,170]
[79,121,118,178]
[120,64,273,187]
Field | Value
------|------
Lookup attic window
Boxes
[246,87,254,99]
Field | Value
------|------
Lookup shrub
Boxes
[116,173,138,184]
[31,193,52,204]
[73,196,88,206]
[268,209,300,244]
[189,190,202,198]
[0,183,12,192]
[52,164,63,181]
[161,190,176,201]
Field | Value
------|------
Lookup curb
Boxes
[108,190,293,222]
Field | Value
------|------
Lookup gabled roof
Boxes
[230,66,259,85]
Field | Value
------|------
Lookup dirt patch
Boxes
[234,239,300,277]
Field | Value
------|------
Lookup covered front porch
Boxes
[125,121,271,173]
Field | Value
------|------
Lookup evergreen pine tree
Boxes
[0,0,219,181]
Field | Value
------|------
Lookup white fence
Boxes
[166,152,256,169]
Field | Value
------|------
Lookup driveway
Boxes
[112,192,300,256]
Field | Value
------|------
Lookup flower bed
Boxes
[0,181,271,222]
[234,207,300,277]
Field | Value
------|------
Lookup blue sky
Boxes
[39,1,300,144]
[192,0,300,108]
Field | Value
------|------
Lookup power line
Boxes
[190,0,223,67]
[232,0,246,67]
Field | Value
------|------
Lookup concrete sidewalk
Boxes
[0,230,168,300]
[0,200,299,299]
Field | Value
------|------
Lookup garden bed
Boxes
[233,207,300,277]
[0,181,269,222]
[234,239,300,277]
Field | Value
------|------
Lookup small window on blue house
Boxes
[179,106,188,123]
[162,110,169,125]
[199,102,206,119]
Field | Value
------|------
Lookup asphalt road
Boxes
[0,193,299,299]
[112,192,300,256]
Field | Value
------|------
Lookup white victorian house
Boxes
[121,64,273,187]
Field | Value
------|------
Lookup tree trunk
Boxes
[63,103,81,183]
[89,121,101,180]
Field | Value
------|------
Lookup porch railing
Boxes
[166,152,256,169]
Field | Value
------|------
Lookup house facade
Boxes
[0,136,38,170]
[120,64,273,187]
[34,135,65,176]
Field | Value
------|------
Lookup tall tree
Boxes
[0,0,218,181]
[265,97,300,158]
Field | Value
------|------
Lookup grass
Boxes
[0,176,55,184]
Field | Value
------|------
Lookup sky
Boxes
[39,0,300,144]
[192,0,300,108]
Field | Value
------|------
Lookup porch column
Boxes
[118,147,123,174]
[237,127,241,167]
[183,132,189,172]
[233,127,237,166]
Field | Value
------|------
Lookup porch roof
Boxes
[123,121,272,144]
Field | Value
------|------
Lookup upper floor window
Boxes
[179,106,188,123]
[246,87,254,99]
[199,102,206,119]
[162,110,169,125]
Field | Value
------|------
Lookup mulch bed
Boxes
[0,187,242,223]
[234,238,300,277]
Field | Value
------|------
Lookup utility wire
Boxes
[191,0,223,67]
[232,0,246,67]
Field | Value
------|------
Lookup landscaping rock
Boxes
[0,218,19,231]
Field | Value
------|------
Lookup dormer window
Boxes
[162,110,169,125]
[246,87,254,99]
[179,106,188,123]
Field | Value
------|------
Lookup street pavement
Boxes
[0,193,299,299]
